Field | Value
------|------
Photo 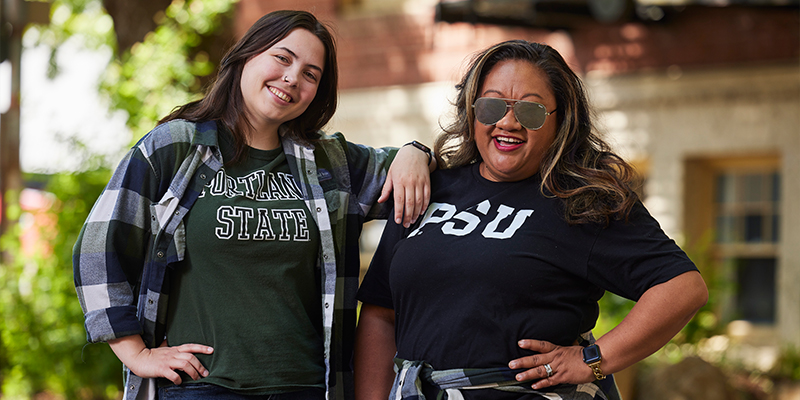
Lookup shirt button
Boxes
[199,173,206,180]
[325,302,330,309]
[316,207,322,212]
[307,169,313,175]
[148,299,154,305]
[157,251,165,258]
[174,210,180,216]
[129,384,135,391]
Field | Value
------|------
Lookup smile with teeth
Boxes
[269,86,293,103]
[494,136,524,145]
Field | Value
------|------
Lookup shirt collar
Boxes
[191,120,222,148]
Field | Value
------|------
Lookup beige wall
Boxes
[327,82,455,148]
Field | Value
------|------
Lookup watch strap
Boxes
[587,361,605,380]
[404,141,433,166]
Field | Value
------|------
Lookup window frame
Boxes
[683,154,781,325]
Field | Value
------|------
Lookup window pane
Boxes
[735,258,776,323]
[772,173,781,202]
[742,174,764,203]
[716,215,734,243]
[714,171,780,245]
[716,175,735,203]
[744,214,763,242]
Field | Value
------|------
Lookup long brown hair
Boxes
[436,40,639,225]
[160,10,338,162]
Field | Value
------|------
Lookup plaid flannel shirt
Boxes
[73,119,396,400]
[389,334,621,400]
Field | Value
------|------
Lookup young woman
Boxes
[73,10,434,400]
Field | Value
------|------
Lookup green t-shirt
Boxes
[166,136,324,394]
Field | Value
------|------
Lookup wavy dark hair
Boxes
[160,10,338,163]
[435,40,639,225]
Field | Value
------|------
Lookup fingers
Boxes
[393,183,406,226]
[393,176,429,228]
[175,343,215,355]
[172,344,214,380]
[385,145,432,227]
[403,185,416,228]
[163,369,183,386]
[517,339,557,353]
[411,175,430,220]
[422,178,431,216]
[509,357,557,388]
[508,340,555,384]
[531,375,556,390]
[508,341,595,390]
[379,174,394,205]
[167,352,209,381]
[508,353,542,370]
[132,344,214,383]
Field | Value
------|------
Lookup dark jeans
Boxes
[157,383,325,400]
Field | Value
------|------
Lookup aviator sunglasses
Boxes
[473,97,556,131]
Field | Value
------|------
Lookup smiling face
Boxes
[239,28,325,139]
[474,59,558,182]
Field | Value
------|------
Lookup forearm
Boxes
[511,272,707,389]
[596,271,708,374]
[108,334,148,367]
[354,304,397,400]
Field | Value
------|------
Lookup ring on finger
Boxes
[544,363,553,378]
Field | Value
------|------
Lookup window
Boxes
[684,155,780,326]
[714,170,780,323]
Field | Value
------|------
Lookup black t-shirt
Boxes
[358,163,697,374]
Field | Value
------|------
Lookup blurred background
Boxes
[0,0,798,398]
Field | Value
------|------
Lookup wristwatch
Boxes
[404,141,433,167]
[582,344,606,380]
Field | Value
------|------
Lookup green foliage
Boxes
[594,292,635,338]
[32,0,235,140]
[32,0,117,78]
[771,346,800,381]
[100,0,236,140]
[673,235,728,345]
[0,169,121,399]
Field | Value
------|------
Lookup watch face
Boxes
[583,344,602,363]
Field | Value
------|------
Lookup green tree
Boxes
[100,0,235,138]
[0,168,118,399]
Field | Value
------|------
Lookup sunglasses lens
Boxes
[514,101,547,130]
[474,98,508,126]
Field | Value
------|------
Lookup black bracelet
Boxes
[404,140,433,166]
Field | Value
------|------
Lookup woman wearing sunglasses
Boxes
[354,40,708,400]
[73,10,436,400]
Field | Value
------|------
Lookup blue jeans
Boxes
[157,383,325,400]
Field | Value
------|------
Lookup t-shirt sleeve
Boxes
[357,208,409,310]
[586,201,699,301]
